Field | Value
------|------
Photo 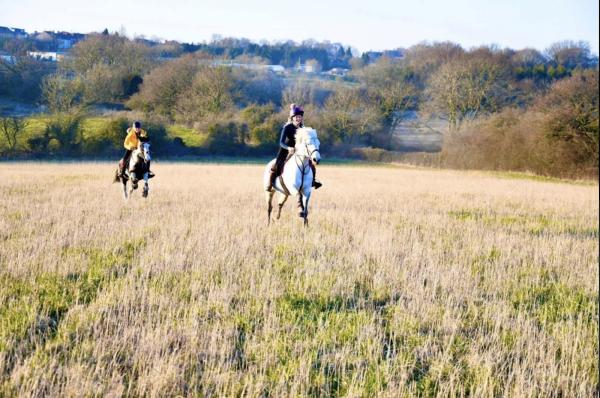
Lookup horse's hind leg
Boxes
[122,180,128,199]
[296,194,304,217]
[265,190,274,224]
[301,193,311,227]
[277,193,288,220]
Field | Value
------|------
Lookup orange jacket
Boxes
[123,128,148,150]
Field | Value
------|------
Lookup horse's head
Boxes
[138,142,151,162]
[295,127,321,164]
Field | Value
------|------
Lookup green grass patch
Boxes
[448,209,483,221]
[511,280,597,328]
[0,238,145,366]
[490,170,598,186]
[166,124,206,147]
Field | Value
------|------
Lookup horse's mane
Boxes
[296,127,318,144]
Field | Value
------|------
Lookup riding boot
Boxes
[118,159,125,177]
[310,162,322,189]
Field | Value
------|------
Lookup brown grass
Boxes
[0,162,598,396]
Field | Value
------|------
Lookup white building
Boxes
[27,51,67,62]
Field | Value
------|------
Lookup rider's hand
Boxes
[288,147,295,155]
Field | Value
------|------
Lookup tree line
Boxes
[0,32,598,178]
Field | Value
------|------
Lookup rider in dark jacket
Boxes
[266,104,321,191]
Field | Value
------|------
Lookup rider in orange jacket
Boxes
[118,121,154,178]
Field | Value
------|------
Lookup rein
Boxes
[293,142,318,193]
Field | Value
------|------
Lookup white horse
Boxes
[263,127,321,226]
[115,142,152,199]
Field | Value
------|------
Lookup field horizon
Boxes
[1,162,598,396]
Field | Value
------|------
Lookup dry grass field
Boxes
[0,162,598,397]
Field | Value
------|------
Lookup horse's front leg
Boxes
[142,173,149,198]
[129,176,136,196]
[122,180,128,199]
[277,193,288,220]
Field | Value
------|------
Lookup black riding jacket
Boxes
[279,122,303,151]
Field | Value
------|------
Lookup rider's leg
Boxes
[310,161,322,189]
[147,160,155,178]
[119,150,132,176]
[267,150,288,191]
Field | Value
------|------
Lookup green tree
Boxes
[29,112,83,155]
[0,117,28,155]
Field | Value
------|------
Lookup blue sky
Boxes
[1,0,598,55]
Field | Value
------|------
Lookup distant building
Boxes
[326,67,350,76]
[265,64,285,73]
[363,49,404,64]
[211,60,285,73]
[53,32,85,49]
[27,51,68,62]
[33,32,54,42]
[296,64,318,73]
[0,51,16,63]
[0,26,27,39]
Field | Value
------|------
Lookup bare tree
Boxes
[282,81,314,107]
[41,73,83,113]
[62,33,154,103]
[545,41,598,69]
[354,57,417,133]
[425,57,507,132]
[322,87,381,144]
[127,54,199,118]
[175,66,235,124]
[536,69,599,167]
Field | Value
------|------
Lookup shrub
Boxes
[28,113,84,156]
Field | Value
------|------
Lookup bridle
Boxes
[136,143,150,163]
[293,140,320,191]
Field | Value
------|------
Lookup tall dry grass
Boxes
[0,162,598,397]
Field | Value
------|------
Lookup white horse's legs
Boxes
[301,192,311,226]
[266,191,290,224]
[276,193,288,220]
[265,190,274,224]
